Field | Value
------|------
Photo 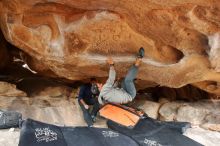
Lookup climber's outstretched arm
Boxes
[106,57,116,86]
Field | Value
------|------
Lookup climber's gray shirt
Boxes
[98,66,133,104]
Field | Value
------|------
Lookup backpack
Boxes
[0,110,22,129]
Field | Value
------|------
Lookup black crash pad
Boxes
[107,116,203,146]
[18,119,139,146]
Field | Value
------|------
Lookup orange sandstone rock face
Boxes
[0,0,220,95]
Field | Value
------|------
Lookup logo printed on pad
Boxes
[102,131,119,138]
[144,138,163,146]
[35,127,58,142]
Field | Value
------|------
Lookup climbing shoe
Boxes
[137,47,145,58]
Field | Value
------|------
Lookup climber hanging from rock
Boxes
[98,47,145,105]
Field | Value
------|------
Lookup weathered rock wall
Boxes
[0,0,220,95]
